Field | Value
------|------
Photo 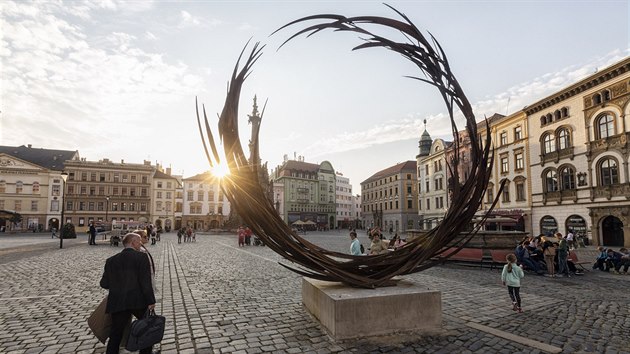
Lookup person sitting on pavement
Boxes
[616,248,630,275]
[369,232,389,255]
[349,231,362,255]
[593,246,609,271]
[515,241,543,275]
[605,249,624,274]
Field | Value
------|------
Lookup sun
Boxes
[211,162,230,178]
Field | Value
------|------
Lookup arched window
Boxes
[546,113,552,123]
[32,182,40,194]
[544,170,558,192]
[559,166,575,190]
[557,128,570,150]
[603,90,611,101]
[561,107,569,117]
[543,133,556,154]
[593,93,602,105]
[599,158,619,186]
[597,113,614,139]
[541,116,546,125]
[554,110,561,121]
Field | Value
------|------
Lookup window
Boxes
[51,200,59,212]
[426,199,430,210]
[502,184,510,202]
[142,176,147,183]
[560,167,575,190]
[79,218,85,227]
[80,186,86,195]
[112,187,118,195]
[486,186,494,203]
[516,182,525,201]
[561,107,569,117]
[500,132,507,146]
[558,128,570,150]
[79,202,85,210]
[593,93,602,105]
[31,201,38,211]
[14,200,21,211]
[111,202,118,211]
[157,181,163,188]
[597,113,614,139]
[97,202,104,211]
[89,202,95,211]
[157,191,162,199]
[603,89,611,101]
[121,202,127,211]
[141,188,147,197]
[406,186,412,194]
[122,174,128,182]
[113,173,120,182]
[91,173,96,181]
[121,187,127,195]
[515,152,524,170]
[407,200,412,209]
[32,182,40,194]
[425,180,430,193]
[100,173,106,182]
[131,175,136,183]
[140,203,147,212]
[16,181,23,193]
[129,203,135,211]
[89,186,96,195]
[514,126,522,141]
[543,133,555,154]
[554,110,561,121]
[156,201,162,211]
[501,156,509,173]
[81,172,87,181]
[66,201,73,211]
[599,158,618,186]
[52,184,60,196]
[545,170,558,192]
[167,182,172,188]
[187,191,194,201]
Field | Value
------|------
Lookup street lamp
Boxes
[105,196,110,222]
[59,171,68,249]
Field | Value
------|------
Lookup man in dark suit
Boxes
[100,233,156,354]
[89,222,97,245]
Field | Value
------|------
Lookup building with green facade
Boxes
[271,158,336,230]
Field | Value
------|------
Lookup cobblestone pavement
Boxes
[0,231,628,354]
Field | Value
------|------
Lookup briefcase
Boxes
[125,309,165,351]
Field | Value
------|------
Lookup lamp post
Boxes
[105,196,110,222]
[59,171,68,249]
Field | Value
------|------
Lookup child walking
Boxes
[501,253,525,313]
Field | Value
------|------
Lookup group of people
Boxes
[99,229,156,354]
[594,246,630,274]
[514,232,583,277]
[237,226,259,246]
[177,227,195,243]
[349,227,407,256]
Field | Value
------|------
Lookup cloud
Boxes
[0,1,205,150]
[144,31,157,41]
[299,49,630,157]
[178,10,221,29]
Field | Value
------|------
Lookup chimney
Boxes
[166,167,172,175]
[121,159,124,164]
[27,144,32,148]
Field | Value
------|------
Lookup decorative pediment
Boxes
[0,154,45,172]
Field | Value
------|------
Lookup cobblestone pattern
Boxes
[0,232,628,353]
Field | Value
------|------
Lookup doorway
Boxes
[601,216,624,246]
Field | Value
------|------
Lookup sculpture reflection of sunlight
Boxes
[211,162,230,178]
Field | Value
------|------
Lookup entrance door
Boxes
[601,216,624,246]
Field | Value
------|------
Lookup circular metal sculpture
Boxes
[196,6,498,288]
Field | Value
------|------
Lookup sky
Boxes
[1,0,629,193]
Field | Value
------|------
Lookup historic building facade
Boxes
[62,158,153,231]
[476,111,532,233]
[361,160,419,233]
[0,145,78,231]
[335,173,355,229]
[527,58,630,246]
[151,166,179,232]
[181,172,231,230]
[271,157,336,229]
[417,138,451,230]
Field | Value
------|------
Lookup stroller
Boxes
[253,236,264,246]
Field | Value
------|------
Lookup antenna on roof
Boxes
[505,96,511,115]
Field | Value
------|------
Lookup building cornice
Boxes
[524,57,630,115]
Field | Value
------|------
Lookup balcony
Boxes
[540,147,574,166]
[591,183,630,201]
[543,189,577,204]
[587,132,629,155]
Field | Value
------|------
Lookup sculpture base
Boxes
[302,277,442,340]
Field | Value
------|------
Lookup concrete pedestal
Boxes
[302,277,442,340]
